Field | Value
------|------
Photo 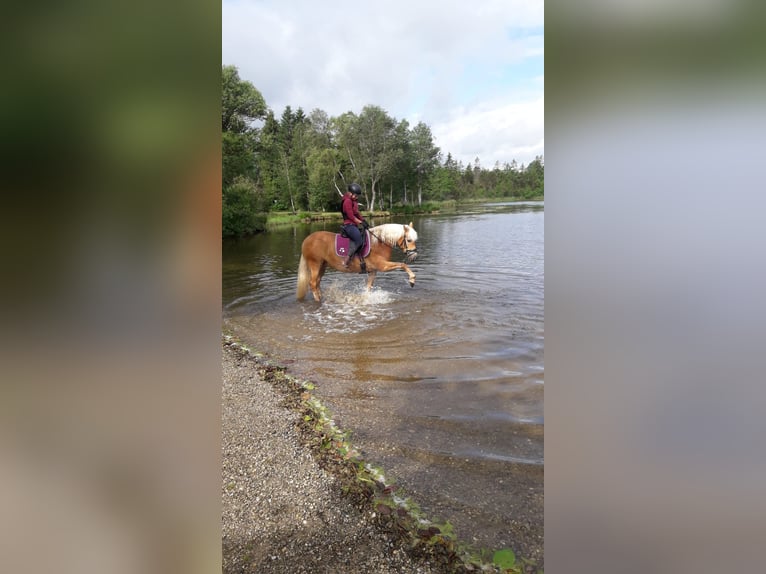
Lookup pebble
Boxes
[222,343,442,574]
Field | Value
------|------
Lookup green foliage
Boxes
[222,131,257,187]
[222,65,266,133]
[222,65,267,192]
[389,199,455,215]
[493,548,518,571]
[306,148,342,211]
[221,65,543,236]
[222,177,266,237]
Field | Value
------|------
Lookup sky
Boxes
[222,0,543,168]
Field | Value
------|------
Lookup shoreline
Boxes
[221,337,540,573]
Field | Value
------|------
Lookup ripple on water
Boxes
[223,207,544,559]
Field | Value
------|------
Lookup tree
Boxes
[290,108,311,211]
[222,130,256,187]
[335,106,407,211]
[307,108,347,198]
[222,65,266,133]
[444,153,460,199]
[222,176,266,237]
[521,155,544,198]
[221,64,543,237]
[410,122,440,206]
[221,65,267,187]
[277,106,297,212]
[256,111,285,208]
[306,148,341,211]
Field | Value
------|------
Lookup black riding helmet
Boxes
[348,183,362,195]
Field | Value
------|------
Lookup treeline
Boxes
[223,64,543,237]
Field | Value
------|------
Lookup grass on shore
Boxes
[266,211,389,228]
[265,196,542,227]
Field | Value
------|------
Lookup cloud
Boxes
[431,95,544,168]
[223,0,543,166]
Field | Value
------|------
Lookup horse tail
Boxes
[296,254,309,300]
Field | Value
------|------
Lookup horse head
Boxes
[400,221,418,263]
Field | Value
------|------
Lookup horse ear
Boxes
[409,221,413,228]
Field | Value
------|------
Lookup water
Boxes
[222,202,544,561]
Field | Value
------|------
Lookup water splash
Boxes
[302,281,396,334]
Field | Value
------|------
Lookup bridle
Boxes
[399,232,418,262]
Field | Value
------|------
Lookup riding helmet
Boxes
[348,183,362,195]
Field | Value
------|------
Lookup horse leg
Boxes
[309,260,326,302]
[317,262,327,299]
[365,270,377,292]
[376,261,416,286]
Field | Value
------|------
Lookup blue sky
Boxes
[222,0,543,168]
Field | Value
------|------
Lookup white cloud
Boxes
[431,95,544,168]
[223,0,543,166]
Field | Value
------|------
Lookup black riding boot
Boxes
[358,238,367,272]
[343,241,357,267]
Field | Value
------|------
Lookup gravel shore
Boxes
[222,340,444,574]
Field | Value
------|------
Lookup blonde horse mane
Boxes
[371,223,418,247]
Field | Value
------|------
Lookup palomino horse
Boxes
[296,222,419,302]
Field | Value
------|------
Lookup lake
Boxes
[222,201,544,562]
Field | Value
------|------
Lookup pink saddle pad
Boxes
[334,230,371,258]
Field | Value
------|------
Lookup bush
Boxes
[390,203,415,215]
[223,177,267,237]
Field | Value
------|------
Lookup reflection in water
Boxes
[223,202,544,562]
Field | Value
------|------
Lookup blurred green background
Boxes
[1,2,220,574]
[1,0,220,317]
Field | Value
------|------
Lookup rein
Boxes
[366,227,385,246]
[368,227,401,251]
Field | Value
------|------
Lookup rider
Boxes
[341,182,369,268]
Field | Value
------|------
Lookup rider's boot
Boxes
[358,236,367,272]
[343,241,357,267]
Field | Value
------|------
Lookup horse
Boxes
[296,222,419,302]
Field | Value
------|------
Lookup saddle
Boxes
[334,229,371,259]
